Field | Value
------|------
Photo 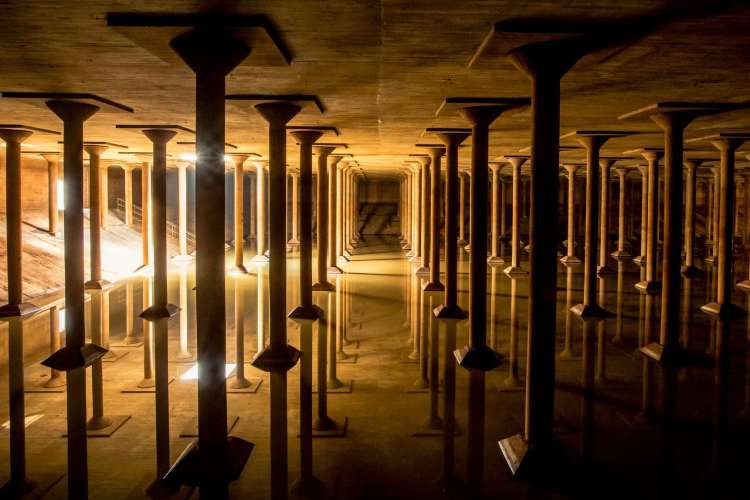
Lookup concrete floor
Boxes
[0,236,749,499]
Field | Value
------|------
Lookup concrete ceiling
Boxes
[1,0,750,176]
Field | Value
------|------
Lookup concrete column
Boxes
[434,129,470,320]
[458,172,467,246]
[312,146,335,291]
[408,164,422,260]
[635,150,663,292]
[167,29,254,495]
[289,171,300,247]
[682,160,702,277]
[84,145,109,289]
[231,155,249,273]
[560,164,581,264]
[252,162,269,262]
[504,156,528,275]
[288,129,325,496]
[633,165,648,264]
[42,153,61,236]
[465,170,473,253]
[123,164,134,227]
[139,159,152,269]
[707,166,721,264]
[701,136,749,317]
[251,101,303,500]
[611,167,631,259]
[327,156,344,274]
[415,156,431,275]
[597,159,615,275]
[0,129,37,316]
[488,162,504,265]
[572,136,607,318]
[42,99,106,500]
[335,165,347,263]
[101,163,109,230]
[174,163,192,260]
[424,146,444,290]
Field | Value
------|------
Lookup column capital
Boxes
[562,163,580,176]
[40,152,61,163]
[84,144,108,157]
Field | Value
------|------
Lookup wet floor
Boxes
[1,235,749,499]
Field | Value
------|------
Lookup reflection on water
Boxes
[0,236,749,499]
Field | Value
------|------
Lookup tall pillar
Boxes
[335,164,347,263]
[698,134,750,317]
[422,145,445,290]
[415,155,431,275]
[42,153,61,236]
[458,171,468,246]
[408,163,422,261]
[634,149,663,292]
[621,103,736,365]
[139,159,152,269]
[560,163,581,264]
[312,145,336,291]
[84,144,109,289]
[503,155,528,275]
[289,171,300,247]
[252,161,269,263]
[597,158,617,275]
[173,163,192,261]
[231,155,250,274]
[633,165,648,264]
[327,155,344,274]
[682,159,703,277]
[487,162,504,265]
[288,128,325,496]
[252,101,303,500]
[123,164,134,227]
[139,128,180,495]
[611,167,631,259]
[101,161,109,230]
[40,98,110,500]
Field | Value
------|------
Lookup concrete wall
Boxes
[0,150,52,214]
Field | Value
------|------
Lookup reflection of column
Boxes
[328,276,344,388]
[177,266,191,360]
[42,153,61,236]
[314,292,340,432]
[503,279,522,387]
[408,272,420,360]
[44,305,65,387]
[230,277,251,388]
[424,293,442,430]
[138,276,155,389]
[560,266,576,360]
[252,162,268,262]
[257,266,265,352]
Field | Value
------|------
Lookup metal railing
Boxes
[115,198,196,249]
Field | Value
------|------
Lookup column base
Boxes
[634,280,660,294]
[737,279,750,292]
[228,265,249,276]
[434,304,468,320]
[570,303,610,318]
[337,256,350,265]
[288,304,323,321]
[559,255,581,265]
[415,266,430,276]
[312,415,348,436]
[610,250,631,260]
[423,281,445,292]
[251,344,301,373]
[290,475,325,497]
[498,434,567,479]
[312,281,335,292]
[632,255,645,265]
[344,249,354,257]
[487,255,505,266]
[681,265,703,278]
[84,279,112,291]
[172,253,194,262]
[327,266,344,275]
[408,254,421,262]
[140,303,179,322]
[0,302,39,318]
[163,437,253,488]
[405,250,415,258]
[287,238,300,247]
[503,265,527,276]
[42,344,108,371]
[596,265,615,276]
[700,302,747,319]
[85,414,131,437]
[453,344,503,371]
[251,254,269,263]
[640,342,701,366]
